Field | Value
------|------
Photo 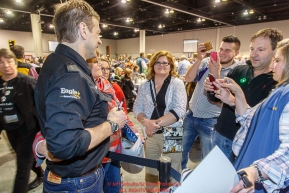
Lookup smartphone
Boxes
[202,41,213,52]
[208,73,217,90]
[210,51,217,62]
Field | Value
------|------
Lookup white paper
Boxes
[175,146,239,193]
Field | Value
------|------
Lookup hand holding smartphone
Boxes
[210,51,217,62]
[202,41,213,52]
[208,73,217,90]
[207,73,221,102]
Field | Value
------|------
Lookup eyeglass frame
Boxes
[154,61,170,66]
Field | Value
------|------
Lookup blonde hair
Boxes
[275,38,289,87]
[146,50,178,80]
[115,67,123,76]
[124,68,132,76]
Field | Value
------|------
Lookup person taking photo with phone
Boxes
[182,35,242,170]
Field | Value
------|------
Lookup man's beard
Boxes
[220,57,234,65]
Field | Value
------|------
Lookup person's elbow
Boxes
[185,73,195,82]
[47,131,91,160]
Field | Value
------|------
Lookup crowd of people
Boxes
[1,0,289,193]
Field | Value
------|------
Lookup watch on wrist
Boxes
[251,164,265,184]
[106,119,119,134]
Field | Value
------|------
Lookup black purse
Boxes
[149,80,183,153]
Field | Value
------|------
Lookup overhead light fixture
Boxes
[6,10,12,14]
[244,10,248,15]
[197,18,201,22]
[263,15,266,19]
[15,0,22,2]
[114,32,118,36]
[49,24,54,28]
[249,10,254,14]
[222,0,227,1]
[126,18,133,22]
[134,29,139,32]
[0,18,4,23]
[99,35,103,38]
[202,18,205,21]
[121,0,126,3]
[158,24,165,28]
[169,9,174,13]
[102,24,108,28]
[258,16,262,20]
[165,9,169,14]
[215,0,220,2]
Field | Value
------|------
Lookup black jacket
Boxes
[121,76,135,99]
[35,44,110,177]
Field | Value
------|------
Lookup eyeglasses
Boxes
[101,67,110,71]
[0,59,14,67]
[154,61,170,66]
[2,82,7,94]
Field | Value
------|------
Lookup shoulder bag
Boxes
[149,80,183,153]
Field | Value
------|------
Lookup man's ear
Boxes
[79,22,87,40]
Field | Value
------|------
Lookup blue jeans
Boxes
[181,110,217,169]
[43,167,104,193]
[212,131,235,163]
[103,161,121,193]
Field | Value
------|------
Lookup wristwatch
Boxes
[106,119,119,134]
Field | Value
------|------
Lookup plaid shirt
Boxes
[233,101,289,192]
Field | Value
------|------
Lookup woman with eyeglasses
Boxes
[133,50,187,192]
[0,48,42,193]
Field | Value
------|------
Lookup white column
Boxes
[30,13,43,57]
[139,30,146,53]
[215,28,220,51]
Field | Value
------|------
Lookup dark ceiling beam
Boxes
[141,0,234,26]
[233,0,273,20]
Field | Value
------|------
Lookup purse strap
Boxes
[149,80,161,118]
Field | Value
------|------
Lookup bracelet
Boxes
[252,164,265,184]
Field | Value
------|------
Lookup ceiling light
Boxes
[165,9,169,14]
[99,35,103,38]
[6,10,12,14]
[215,0,220,2]
[222,0,227,1]
[15,0,22,2]
[121,0,126,3]
[158,24,165,28]
[49,24,54,28]
[170,9,174,13]
[134,29,139,32]
[114,32,118,36]
[126,18,130,22]
[202,18,205,21]
[102,24,108,28]
[130,18,133,22]
[249,10,254,14]
[258,16,262,20]
[263,15,266,19]
[126,0,130,1]
[244,10,248,15]
[0,18,4,23]
[197,18,201,22]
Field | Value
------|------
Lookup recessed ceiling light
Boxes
[99,35,103,38]
[201,18,205,21]
[15,0,22,2]
[170,9,174,13]
[197,18,201,22]
[244,10,248,15]
[215,0,220,2]
[102,24,108,28]
[114,32,118,35]
[0,18,4,23]
[121,0,126,3]
[49,24,54,28]
[165,9,169,14]
[6,10,12,14]
[249,10,254,14]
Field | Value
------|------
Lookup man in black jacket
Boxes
[34,1,126,192]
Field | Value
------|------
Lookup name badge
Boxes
[47,171,62,184]
[4,114,18,124]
